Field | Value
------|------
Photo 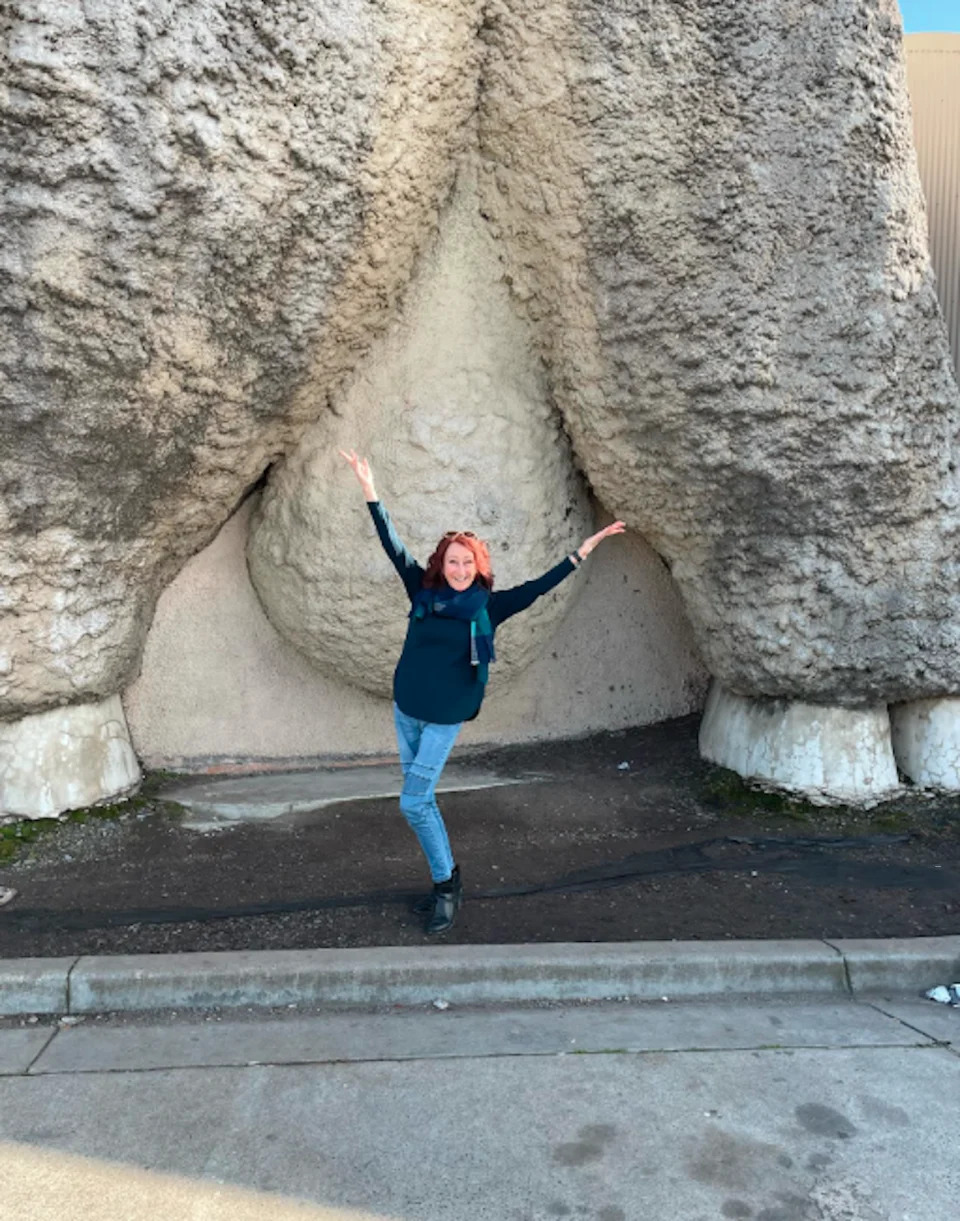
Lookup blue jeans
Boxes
[393,703,462,882]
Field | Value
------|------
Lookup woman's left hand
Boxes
[577,520,626,559]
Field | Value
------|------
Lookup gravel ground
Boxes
[1,715,959,956]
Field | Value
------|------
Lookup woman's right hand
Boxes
[338,449,378,501]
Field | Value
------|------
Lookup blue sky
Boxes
[899,1,960,32]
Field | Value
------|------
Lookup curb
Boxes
[1,937,958,1017]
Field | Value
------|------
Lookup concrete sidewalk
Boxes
[0,995,957,1220]
[2,937,959,1017]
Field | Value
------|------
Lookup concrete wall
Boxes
[905,33,960,376]
[123,496,708,768]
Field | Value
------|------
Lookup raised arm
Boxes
[339,450,423,598]
[570,520,626,565]
[490,519,627,626]
[339,449,379,502]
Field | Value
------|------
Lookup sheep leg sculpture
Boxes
[477,0,960,803]
[2,0,958,816]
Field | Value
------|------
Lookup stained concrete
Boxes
[26,999,937,1077]
[699,686,901,807]
[826,936,960,997]
[0,1028,54,1076]
[891,696,960,791]
[6,938,956,1019]
[0,959,72,1018]
[0,998,956,1221]
[0,697,140,819]
[62,942,850,1016]
[870,997,959,1047]
[161,763,542,829]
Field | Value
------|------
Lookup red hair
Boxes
[423,532,494,590]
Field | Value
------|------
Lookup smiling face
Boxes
[442,541,477,591]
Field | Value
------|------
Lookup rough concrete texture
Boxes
[0,696,140,818]
[477,0,960,706]
[698,684,901,805]
[889,696,960,789]
[63,942,849,1015]
[26,1000,924,1075]
[124,495,706,765]
[247,166,594,695]
[5,0,960,813]
[0,0,482,719]
[0,958,72,1018]
[827,935,960,995]
[1,1008,959,1221]
[4,937,960,1017]
[0,1030,53,1076]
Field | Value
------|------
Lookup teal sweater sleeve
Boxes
[489,558,576,627]
[368,501,423,601]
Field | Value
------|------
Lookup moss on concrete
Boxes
[0,772,185,864]
[700,767,817,821]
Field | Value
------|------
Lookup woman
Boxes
[340,449,625,934]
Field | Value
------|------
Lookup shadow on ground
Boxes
[1,716,959,955]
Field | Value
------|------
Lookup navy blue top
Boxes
[369,501,576,724]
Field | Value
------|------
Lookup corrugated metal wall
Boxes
[904,33,960,379]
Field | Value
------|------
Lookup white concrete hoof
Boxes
[0,696,141,819]
[890,698,960,791]
[699,684,900,806]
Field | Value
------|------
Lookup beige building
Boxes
[905,33,960,376]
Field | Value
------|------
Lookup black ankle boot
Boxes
[424,865,462,935]
[413,864,460,915]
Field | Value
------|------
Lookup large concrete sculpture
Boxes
[246,168,593,696]
[0,0,484,813]
[476,0,960,802]
[2,0,958,816]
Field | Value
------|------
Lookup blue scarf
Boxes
[411,583,496,685]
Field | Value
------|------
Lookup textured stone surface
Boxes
[478,0,960,707]
[0,695,140,817]
[890,697,960,790]
[0,0,481,719]
[4,0,960,812]
[247,167,594,695]
[699,684,900,805]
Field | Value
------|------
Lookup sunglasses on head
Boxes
[443,530,477,539]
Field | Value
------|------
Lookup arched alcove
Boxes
[122,489,709,768]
